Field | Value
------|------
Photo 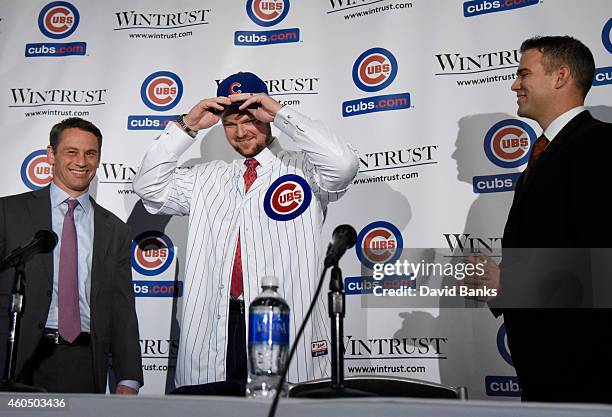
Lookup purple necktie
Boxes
[58,199,81,343]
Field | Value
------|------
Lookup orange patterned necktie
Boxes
[230,158,260,300]
[524,134,549,178]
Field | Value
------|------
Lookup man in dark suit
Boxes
[0,117,143,393]
[464,36,612,403]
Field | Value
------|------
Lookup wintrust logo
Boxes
[9,86,107,119]
[25,1,87,57]
[434,48,519,87]
[113,7,211,41]
[214,76,319,107]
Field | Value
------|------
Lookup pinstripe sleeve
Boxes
[133,122,199,216]
[273,106,359,193]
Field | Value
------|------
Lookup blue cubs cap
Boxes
[216,71,268,108]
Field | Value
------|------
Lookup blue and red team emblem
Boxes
[229,82,243,95]
[21,150,53,190]
[140,71,183,112]
[38,1,80,39]
[246,0,290,27]
[352,47,398,93]
[497,323,514,367]
[264,174,312,221]
[132,231,175,276]
[355,221,403,269]
[603,18,612,54]
[483,119,537,168]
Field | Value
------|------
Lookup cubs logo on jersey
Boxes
[264,174,312,221]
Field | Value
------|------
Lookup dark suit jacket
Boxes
[497,110,612,403]
[0,186,143,392]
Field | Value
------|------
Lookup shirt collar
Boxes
[240,137,281,169]
[544,106,586,142]
[50,182,92,214]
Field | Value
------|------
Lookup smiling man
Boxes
[133,71,359,391]
[464,36,612,403]
[0,118,143,393]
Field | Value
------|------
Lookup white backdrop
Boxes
[1,0,611,399]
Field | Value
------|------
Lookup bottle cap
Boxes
[261,276,279,288]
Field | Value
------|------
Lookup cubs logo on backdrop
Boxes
[343,47,410,117]
[21,150,53,190]
[263,174,312,221]
[483,119,536,168]
[352,47,398,93]
[473,119,536,193]
[246,0,290,27]
[38,1,79,38]
[593,18,612,87]
[496,323,513,367]
[355,221,403,269]
[127,71,183,130]
[463,0,539,18]
[132,231,182,297]
[25,1,86,57]
[603,18,612,54]
[235,0,299,46]
[140,71,183,112]
[132,231,175,276]
[484,323,521,397]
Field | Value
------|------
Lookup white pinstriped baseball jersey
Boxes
[133,107,359,386]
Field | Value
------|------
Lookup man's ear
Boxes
[554,65,571,89]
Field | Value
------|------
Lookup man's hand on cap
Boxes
[232,93,282,123]
[184,97,232,131]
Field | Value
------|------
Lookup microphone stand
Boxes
[290,260,375,398]
[0,260,46,392]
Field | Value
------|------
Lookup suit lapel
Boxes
[513,110,592,206]
[26,187,54,286]
[90,198,111,315]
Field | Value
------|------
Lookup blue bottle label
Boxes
[249,311,289,345]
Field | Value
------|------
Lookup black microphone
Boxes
[0,230,58,272]
[324,225,358,268]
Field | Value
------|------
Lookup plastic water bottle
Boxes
[246,276,290,399]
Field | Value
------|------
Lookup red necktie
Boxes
[230,159,259,300]
[58,199,81,343]
[524,134,549,178]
